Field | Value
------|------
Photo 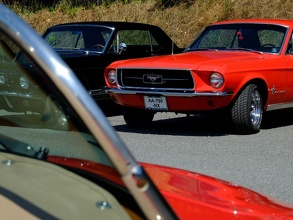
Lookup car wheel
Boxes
[231,83,263,134]
[123,107,154,128]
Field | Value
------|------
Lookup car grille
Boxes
[117,69,194,91]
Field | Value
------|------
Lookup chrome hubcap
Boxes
[250,89,262,126]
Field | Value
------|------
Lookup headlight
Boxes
[106,70,116,85]
[0,75,7,85]
[210,72,224,88]
[20,76,29,89]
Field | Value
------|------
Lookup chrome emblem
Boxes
[143,74,164,84]
[271,85,286,95]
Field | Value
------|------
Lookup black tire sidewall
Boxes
[231,83,263,134]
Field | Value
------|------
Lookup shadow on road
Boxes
[113,114,232,136]
[261,109,293,129]
[112,109,293,136]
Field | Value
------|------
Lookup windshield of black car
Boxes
[0,30,113,167]
[43,25,113,52]
[186,23,287,53]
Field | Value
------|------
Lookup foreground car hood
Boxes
[112,51,269,71]
[142,162,293,219]
[49,156,293,219]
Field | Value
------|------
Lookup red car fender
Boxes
[141,162,293,219]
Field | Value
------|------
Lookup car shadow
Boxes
[113,114,233,136]
[113,109,293,136]
[98,102,122,117]
[261,109,293,129]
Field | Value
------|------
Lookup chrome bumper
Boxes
[106,88,233,97]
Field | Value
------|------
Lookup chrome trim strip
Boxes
[120,85,194,91]
[107,88,233,97]
[119,68,195,89]
[266,102,293,111]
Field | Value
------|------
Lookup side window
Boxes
[0,32,46,127]
[115,30,158,45]
[0,31,71,131]
[110,30,159,54]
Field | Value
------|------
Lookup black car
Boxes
[42,22,183,113]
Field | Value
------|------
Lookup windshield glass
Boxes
[43,25,113,52]
[186,23,287,53]
[0,30,113,167]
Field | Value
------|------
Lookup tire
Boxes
[231,84,263,134]
[123,107,154,128]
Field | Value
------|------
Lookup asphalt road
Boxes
[107,109,293,205]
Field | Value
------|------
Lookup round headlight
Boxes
[0,75,7,85]
[107,70,116,85]
[20,76,29,89]
[210,72,224,88]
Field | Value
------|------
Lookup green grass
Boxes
[2,0,293,47]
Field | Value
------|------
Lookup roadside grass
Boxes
[2,0,293,47]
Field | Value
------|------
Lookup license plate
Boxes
[144,96,168,111]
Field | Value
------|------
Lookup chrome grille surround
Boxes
[117,68,195,92]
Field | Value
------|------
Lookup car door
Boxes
[256,27,288,107]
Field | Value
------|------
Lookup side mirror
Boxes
[118,42,127,54]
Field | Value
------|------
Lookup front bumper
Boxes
[107,88,232,97]
[107,88,233,112]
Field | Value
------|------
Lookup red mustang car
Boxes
[105,19,293,134]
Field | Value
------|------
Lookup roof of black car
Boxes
[50,21,162,30]
[44,21,182,50]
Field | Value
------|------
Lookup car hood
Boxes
[49,156,293,219]
[142,162,293,219]
[112,50,271,71]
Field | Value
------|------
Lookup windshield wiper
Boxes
[186,47,263,54]
[225,48,263,54]
[0,134,48,160]
[186,48,220,52]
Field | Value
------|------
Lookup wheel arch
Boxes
[229,79,268,134]
[229,78,268,110]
